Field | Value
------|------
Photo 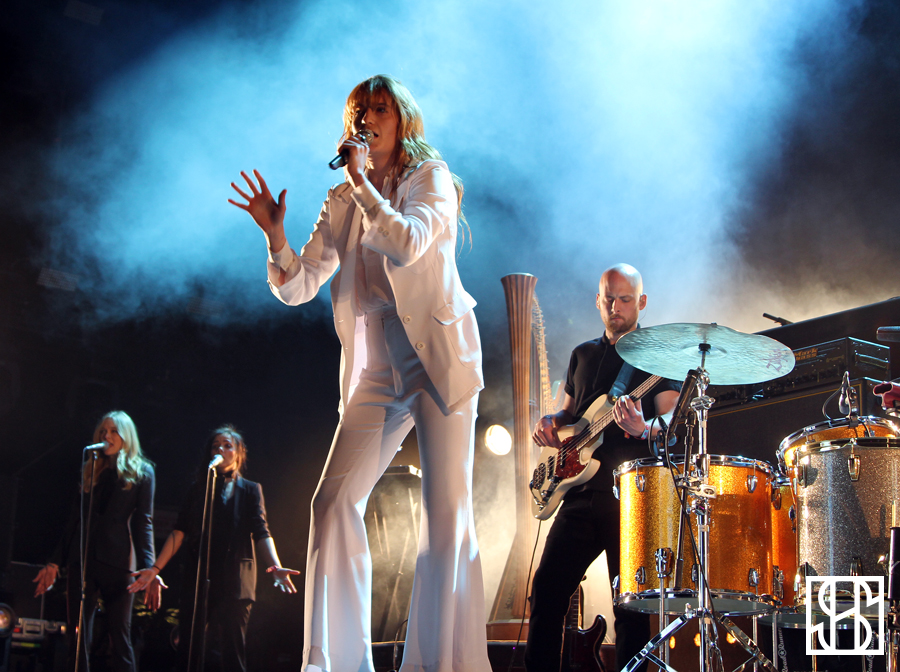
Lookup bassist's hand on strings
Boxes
[613,395,647,439]
[532,409,575,448]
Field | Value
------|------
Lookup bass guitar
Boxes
[563,584,607,672]
[529,375,662,520]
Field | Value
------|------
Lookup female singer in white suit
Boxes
[229,75,491,672]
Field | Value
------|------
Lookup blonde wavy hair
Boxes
[83,410,153,490]
[341,75,471,248]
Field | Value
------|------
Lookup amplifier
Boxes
[707,377,886,466]
[711,337,890,409]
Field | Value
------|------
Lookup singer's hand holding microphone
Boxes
[329,129,373,171]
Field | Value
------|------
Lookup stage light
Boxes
[484,425,511,456]
[0,604,15,639]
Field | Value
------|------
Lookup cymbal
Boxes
[616,323,795,385]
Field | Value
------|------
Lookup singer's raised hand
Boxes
[229,170,287,253]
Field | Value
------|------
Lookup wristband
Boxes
[151,565,161,573]
[639,425,650,441]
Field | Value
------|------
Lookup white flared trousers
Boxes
[302,308,491,672]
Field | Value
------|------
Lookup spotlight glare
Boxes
[0,603,16,638]
[484,425,512,455]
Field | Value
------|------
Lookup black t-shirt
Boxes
[564,332,680,492]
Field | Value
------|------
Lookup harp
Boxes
[486,273,555,639]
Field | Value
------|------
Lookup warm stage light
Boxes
[0,604,15,638]
[484,425,512,455]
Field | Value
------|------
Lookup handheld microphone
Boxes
[84,442,107,452]
[328,130,373,170]
[208,454,224,470]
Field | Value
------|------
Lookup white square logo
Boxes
[805,577,884,655]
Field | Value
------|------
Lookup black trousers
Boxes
[177,589,253,672]
[524,490,651,672]
[65,560,137,672]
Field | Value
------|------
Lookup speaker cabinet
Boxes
[706,378,887,467]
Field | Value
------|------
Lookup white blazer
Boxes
[267,159,483,414]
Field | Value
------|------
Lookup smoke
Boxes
[32,0,881,343]
[719,0,900,332]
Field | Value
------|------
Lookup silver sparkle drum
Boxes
[615,455,776,615]
[794,436,900,616]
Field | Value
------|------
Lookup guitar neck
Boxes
[589,374,662,437]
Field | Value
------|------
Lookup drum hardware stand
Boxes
[624,356,777,672]
[888,527,900,672]
[656,548,675,669]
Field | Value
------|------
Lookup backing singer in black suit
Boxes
[33,410,156,672]
[130,425,298,672]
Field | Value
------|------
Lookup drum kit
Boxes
[609,322,900,672]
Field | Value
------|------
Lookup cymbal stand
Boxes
[624,350,778,672]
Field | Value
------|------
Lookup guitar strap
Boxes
[609,361,635,401]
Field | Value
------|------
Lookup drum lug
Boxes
[771,483,782,509]
[655,547,674,578]
[634,473,646,493]
[789,504,797,533]
[773,566,784,600]
[798,462,808,487]
[848,452,860,481]
[749,567,760,588]
[746,474,758,493]
[797,561,812,593]
[850,556,863,576]
[691,563,699,584]
[635,566,647,586]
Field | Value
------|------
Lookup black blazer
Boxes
[175,476,271,602]
[51,466,156,572]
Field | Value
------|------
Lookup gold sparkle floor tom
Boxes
[615,455,776,616]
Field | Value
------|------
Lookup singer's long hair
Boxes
[341,74,471,248]
[203,424,247,477]
[83,410,153,491]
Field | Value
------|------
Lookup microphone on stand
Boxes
[877,326,900,343]
[208,454,224,471]
[838,370,858,417]
[83,442,107,452]
[670,369,701,427]
[328,130,373,170]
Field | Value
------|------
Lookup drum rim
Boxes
[777,415,899,457]
[614,454,774,478]
[797,435,900,456]
[615,589,777,615]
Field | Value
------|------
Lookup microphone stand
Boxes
[187,465,218,672]
[75,448,102,672]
